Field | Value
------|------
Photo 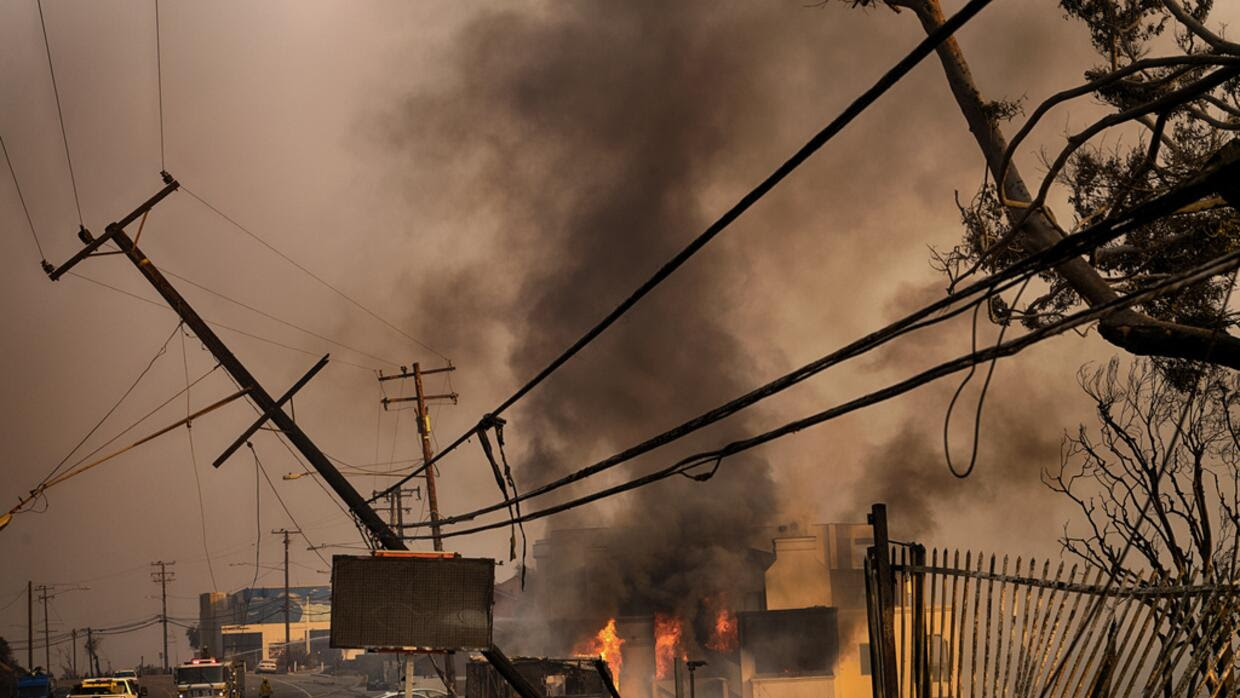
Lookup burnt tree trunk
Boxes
[895,0,1240,368]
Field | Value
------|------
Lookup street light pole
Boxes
[686,660,707,698]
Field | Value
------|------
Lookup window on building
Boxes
[740,607,837,677]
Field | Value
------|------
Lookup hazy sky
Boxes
[3,0,1236,671]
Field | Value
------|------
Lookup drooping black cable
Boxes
[36,0,84,227]
[942,277,1031,478]
[369,0,999,505]
[247,442,332,568]
[407,246,1240,542]
[1,132,47,263]
[179,184,449,362]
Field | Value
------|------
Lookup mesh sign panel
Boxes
[330,555,494,650]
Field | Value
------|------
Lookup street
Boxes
[250,673,369,698]
[139,673,368,698]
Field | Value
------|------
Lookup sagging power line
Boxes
[396,142,1240,534]
[404,235,1240,542]
[369,0,1000,507]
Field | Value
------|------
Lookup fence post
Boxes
[910,544,929,698]
[868,503,900,698]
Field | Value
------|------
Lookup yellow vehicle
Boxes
[68,678,137,698]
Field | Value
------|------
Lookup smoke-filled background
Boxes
[4,0,1234,669]
[384,2,793,648]
[381,0,1071,648]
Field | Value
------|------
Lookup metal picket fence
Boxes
[863,504,1240,697]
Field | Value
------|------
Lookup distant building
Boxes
[198,586,335,666]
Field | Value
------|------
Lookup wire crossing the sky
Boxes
[400,143,1240,534]
[179,183,449,362]
[68,272,382,371]
[404,242,1240,542]
[154,0,166,170]
[368,0,1011,505]
[1,133,47,262]
[161,266,404,366]
[36,0,84,227]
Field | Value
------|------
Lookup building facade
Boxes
[198,586,332,666]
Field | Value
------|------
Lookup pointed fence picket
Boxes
[863,504,1240,698]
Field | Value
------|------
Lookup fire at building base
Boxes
[491,521,874,698]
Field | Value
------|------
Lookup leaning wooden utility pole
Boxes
[44,173,404,551]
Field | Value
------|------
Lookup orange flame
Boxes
[574,618,624,686]
[654,613,684,679]
[704,596,738,652]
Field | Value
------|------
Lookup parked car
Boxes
[255,660,279,675]
[111,672,137,681]
[68,679,136,698]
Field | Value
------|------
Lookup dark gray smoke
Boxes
[380,0,1075,659]
[383,1,812,650]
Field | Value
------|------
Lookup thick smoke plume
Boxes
[383,0,1077,659]
[385,1,809,651]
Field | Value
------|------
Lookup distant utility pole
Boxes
[151,561,176,672]
[27,580,33,669]
[371,487,421,534]
[272,528,300,670]
[35,585,88,672]
[85,627,99,676]
[377,362,457,550]
[71,628,77,677]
